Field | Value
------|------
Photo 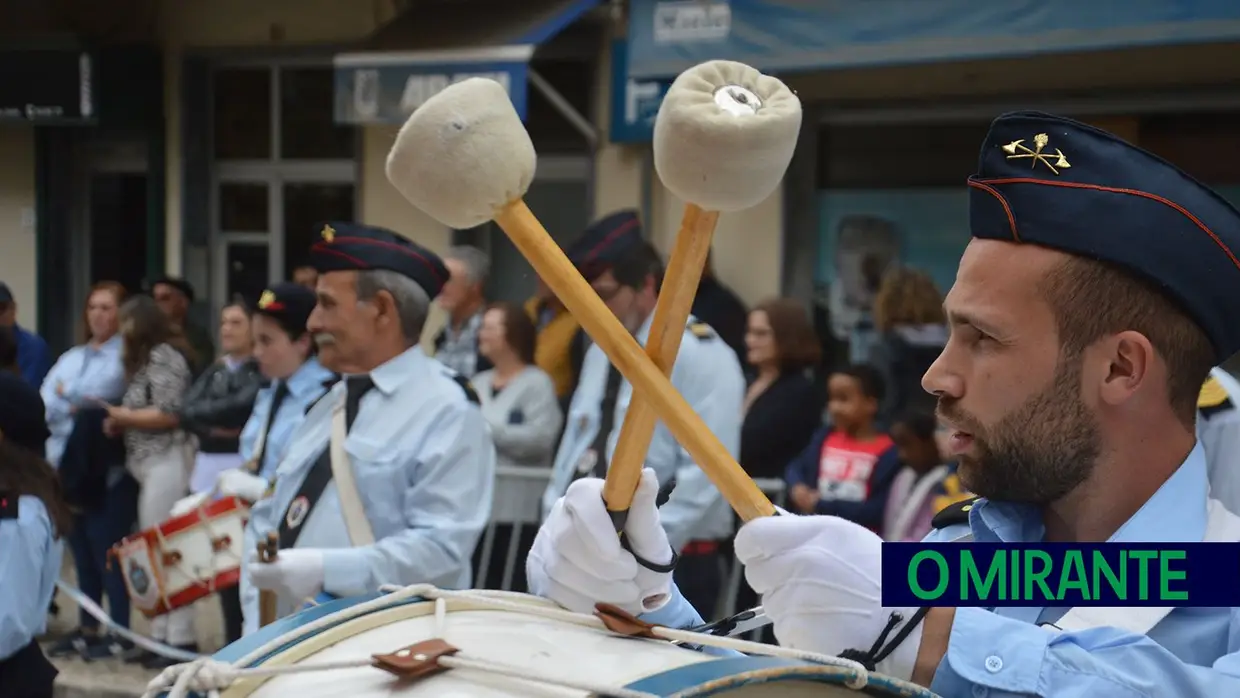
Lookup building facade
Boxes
[4,0,1240,361]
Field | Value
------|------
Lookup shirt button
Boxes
[984,655,1004,673]
[972,685,989,698]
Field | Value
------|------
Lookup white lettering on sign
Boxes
[400,71,512,113]
[625,80,662,124]
[653,1,731,43]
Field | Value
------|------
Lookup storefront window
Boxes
[279,67,355,160]
[213,68,272,160]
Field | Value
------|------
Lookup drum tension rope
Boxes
[838,606,930,671]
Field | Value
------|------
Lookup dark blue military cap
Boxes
[0,371,50,457]
[308,222,449,298]
[969,111,1240,361]
[566,210,644,280]
[255,282,317,337]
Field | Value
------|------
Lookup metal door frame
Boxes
[208,59,357,313]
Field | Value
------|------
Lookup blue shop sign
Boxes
[609,40,673,144]
[627,0,1240,79]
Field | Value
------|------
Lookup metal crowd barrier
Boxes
[718,478,787,639]
[474,466,787,629]
[474,466,553,592]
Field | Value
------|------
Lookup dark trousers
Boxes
[674,542,726,620]
[471,523,539,592]
[219,584,243,644]
[66,473,139,630]
[0,640,58,698]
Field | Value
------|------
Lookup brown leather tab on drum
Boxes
[372,639,459,680]
[161,551,182,566]
[211,535,232,552]
[595,603,659,639]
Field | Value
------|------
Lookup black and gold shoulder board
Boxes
[931,496,979,530]
[0,492,17,520]
[1199,376,1234,419]
[452,374,481,405]
[688,321,716,340]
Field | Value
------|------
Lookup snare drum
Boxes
[111,496,249,617]
[196,590,939,697]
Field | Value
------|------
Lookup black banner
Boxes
[0,50,95,124]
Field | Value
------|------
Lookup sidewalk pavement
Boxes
[47,552,228,698]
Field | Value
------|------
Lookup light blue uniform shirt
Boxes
[238,358,335,480]
[643,444,1240,695]
[0,496,63,659]
[38,336,125,467]
[240,346,496,634]
[543,314,744,550]
[1199,367,1240,516]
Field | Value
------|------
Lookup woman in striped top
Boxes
[97,295,196,664]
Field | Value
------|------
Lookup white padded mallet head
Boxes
[653,60,802,212]
[385,78,537,229]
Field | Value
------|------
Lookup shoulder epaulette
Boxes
[304,379,338,416]
[452,374,480,405]
[931,495,979,530]
[0,492,18,520]
[687,321,715,340]
[1199,376,1234,418]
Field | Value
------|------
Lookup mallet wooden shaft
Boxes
[258,532,279,628]
[602,204,719,518]
[494,200,776,522]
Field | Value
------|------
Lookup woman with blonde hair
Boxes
[869,266,947,426]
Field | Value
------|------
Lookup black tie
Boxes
[252,381,290,472]
[344,375,374,430]
[276,374,373,549]
[583,364,624,479]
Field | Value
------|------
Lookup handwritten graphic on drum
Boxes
[111,496,249,617]
[198,590,935,697]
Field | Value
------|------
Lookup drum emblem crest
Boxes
[127,559,150,596]
[286,495,310,529]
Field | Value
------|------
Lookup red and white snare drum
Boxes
[111,496,250,617]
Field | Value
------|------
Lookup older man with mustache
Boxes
[238,222,496,633]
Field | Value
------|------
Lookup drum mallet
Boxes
[601,60,801,531]
[385,78,776,522]
[256,532,279,628]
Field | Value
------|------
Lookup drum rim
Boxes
[627,656,939,697]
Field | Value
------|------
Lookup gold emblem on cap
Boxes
[1002,133,1071,175]
[258,290,276,310]
[321,224,335,242]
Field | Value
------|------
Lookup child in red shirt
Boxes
[784,364,902,530]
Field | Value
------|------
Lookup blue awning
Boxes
[333,0,599,125]
[627,0,1240,79]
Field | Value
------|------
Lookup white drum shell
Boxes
[226,595,911,697]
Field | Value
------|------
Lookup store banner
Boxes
[627,0,1240,79]
[609,39,674,143]
[333,49,531,125]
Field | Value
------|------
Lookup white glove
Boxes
[247,548,325,601]
[168,493,208,518]
[735,514,922,680]
[216,468,270,502]
[527,468,674,616]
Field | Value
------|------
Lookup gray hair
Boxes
[445,245,490,287]
[355,269,431,344]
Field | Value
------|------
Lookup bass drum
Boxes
[204,590,939,698]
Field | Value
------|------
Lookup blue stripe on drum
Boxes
[624,656,939,697]
[213,592,409,665]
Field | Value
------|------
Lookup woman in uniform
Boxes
[0,369,73,698]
